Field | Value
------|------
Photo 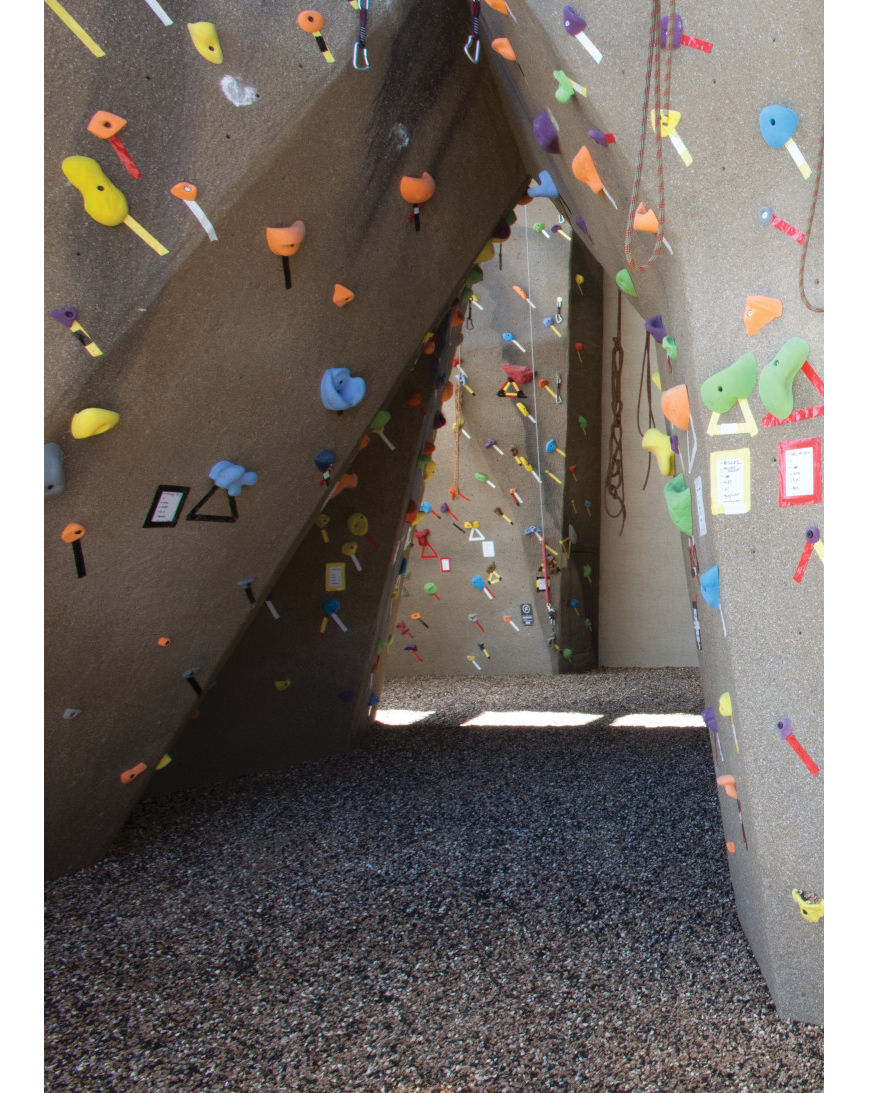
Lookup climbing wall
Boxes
[45,0,823,1023]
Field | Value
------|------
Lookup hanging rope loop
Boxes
[604,292,627,534]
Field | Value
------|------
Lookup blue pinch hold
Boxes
[209,460,258,496]
[320,367,366,411]
[699,565,721,610]
[471,575,486,589]
[527,170,560,199]
[759,104,798,149]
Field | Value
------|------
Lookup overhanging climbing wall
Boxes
[45,0,823,1023]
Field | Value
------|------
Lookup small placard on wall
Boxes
[710,449,751,515]
[143,485,190,528]
[325,562,346,591]
[440,557,451,572]
[693,476,708,537]
[482,540,496,557]
[778,437,822,506]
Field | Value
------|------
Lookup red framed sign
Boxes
[778,437,822,507]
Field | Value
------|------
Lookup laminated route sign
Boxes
[710,450,750,515]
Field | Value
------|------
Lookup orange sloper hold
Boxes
[266,222,305,256]
[491,38,516,61]
[660,384,691,431]
[571,146,603,194]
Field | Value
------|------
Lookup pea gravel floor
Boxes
[44,669,823,1092]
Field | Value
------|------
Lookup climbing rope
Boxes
[452,368,464,496]
[624,0,677,274]
[636,332,656,490]
[604,291,627,534]
[799,122,824,313]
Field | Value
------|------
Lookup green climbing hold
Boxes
[460,285,473,304]
[553,70,576,103]
[664,474,693,536]
[662,336,678,361]
[758,336,810,420]
[615,269,637,296]
[700,352,757,413]
[466,264,484,285]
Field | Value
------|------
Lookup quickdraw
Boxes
[465,1,481,62]
[353,0,370,70]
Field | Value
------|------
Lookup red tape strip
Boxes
[762,361,824,427]
[793,539,814,583]
[770,215,806,245]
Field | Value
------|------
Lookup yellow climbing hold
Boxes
[62,156,128,226]
[187,22,223,63]
[70,408,119,438]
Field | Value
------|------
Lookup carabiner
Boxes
[465,1,481,62]
[464,36,480,63]
[554,296,564,324]
[353,0,370,70]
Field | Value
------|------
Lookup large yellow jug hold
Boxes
[61,156,128,226]
[70,408,120,438]
[187,22,223,63]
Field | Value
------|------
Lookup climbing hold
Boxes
[399,172,436,205]
[491,37,517,60]
[45,443,65,498]
[62,157,168,253]
[471,575,485,589]
[187,22,223,63]
[501,362,533,384]
[533,110,560,154]
[661,336,678,361]
[571,146,602,193]
[155,755,172,769]
[333,284,355,307]
[70,408,119,438]
[297,10,335,62]
[314,449,336,473]
[61,155,127,226]
[700,353,758,413]
[663,474,692,535]
[743,296,782,336]
[758,337,810,420]
[645,315,667,343]
[157,637,172,647]
[476,241,496,264]
[759,104,798,148]
[87,110,141,178]
[120,762,148,784]
[615,269,637,296]
[266,223,305,256]
[759,105,810,178]
[699,566,720,609]
[792,890,824,923]
[171,182,218,242]
[209,461,257,495]
[553,70,585,103]
[642,428,675,476]
[660,385,691,431]
[562,6,602,63]
[527,171,559,199]
[320,367,366,411]
[633,202,658,232]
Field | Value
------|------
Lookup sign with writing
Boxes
[778,437,822,506]
[143,485,190,527]
[710,449,751,515]
[520,602,534,626]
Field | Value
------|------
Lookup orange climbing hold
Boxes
[87,110,126,138]
[332,284,355,306]
[491,37,517,61]
[266,222,305,256]
[297,10,325,33]
[571,146,603,193]
[660,384,691,431]
[743,295,783,336]
[633,202,659,233]
[399,172,436,205]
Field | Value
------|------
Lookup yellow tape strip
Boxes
[70,321,103,357]
[123,215,168,256]
[44,0,105,57]
[813,541,824,564]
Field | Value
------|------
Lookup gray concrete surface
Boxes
[45,0,823,1023]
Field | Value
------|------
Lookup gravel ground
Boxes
[45,669,823,1092]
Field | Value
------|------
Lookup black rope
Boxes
[604,292,627,535]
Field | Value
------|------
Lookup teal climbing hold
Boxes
[700,353,757,413]
[758,337,810,420]
[664,474,693,536]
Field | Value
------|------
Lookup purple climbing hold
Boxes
[532,110,560,154]
[645,315,667,343]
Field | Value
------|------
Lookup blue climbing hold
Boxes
[527,170,559,199]
[759,104,798,149]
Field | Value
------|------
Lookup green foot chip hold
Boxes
[664,474,693,536]
[700,353,757,413]
[758,337,810,420]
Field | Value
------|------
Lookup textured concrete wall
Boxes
[598,283,700,668]
[44,0,823,1023]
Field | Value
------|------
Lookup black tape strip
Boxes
[72,539,86,578]
[186,485,239,522]
[282,255,291,289]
